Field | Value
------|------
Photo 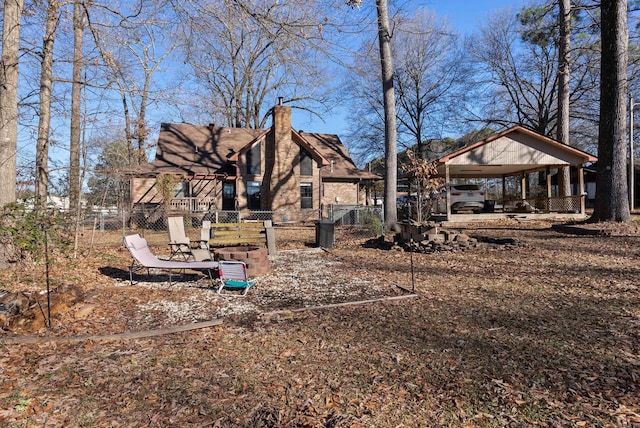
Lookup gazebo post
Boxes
[578,164,585,214]
[445,164,451,220]
[546,167,552,212]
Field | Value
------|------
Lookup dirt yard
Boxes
[1,219,639,427]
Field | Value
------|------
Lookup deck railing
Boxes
[169,197,216,212]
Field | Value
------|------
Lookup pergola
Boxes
[415,126,598,220]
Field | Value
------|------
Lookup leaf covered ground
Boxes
[1,219,639,427]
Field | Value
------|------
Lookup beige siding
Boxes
[449,133,582,167]
[131,177,161,204]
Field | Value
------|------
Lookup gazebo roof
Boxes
[435,126,597,178]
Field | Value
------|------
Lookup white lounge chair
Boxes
[167,216,212,261]
[124,234,218,286]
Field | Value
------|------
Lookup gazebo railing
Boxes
[501,195,583,213]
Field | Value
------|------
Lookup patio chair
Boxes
[167,216,212,261]
[198,220,213,250]
[217,260,256,296]
[124,234,218,286]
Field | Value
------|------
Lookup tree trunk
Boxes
[591,0,631,222]
[557,0,572,204]
[136,74,150,165]
[376,0,398,230]
[0,0,24,206]
[122,95,134,166]
[69,0,84,215]
[35,0,60,208]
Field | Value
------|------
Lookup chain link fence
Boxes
[78,205,384,250]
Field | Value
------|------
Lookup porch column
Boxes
[520,173,527,199]
[578,165,585,214]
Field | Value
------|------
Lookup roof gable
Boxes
[299,132,379,180]
[436,126,597,178]
[146,123,263,177]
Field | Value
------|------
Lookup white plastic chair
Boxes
[167,216,212,261]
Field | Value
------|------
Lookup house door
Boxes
[222,182,236,210]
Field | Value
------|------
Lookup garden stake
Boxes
[410,239,415,292]
[44,228,51,328]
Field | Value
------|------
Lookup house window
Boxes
[300,182,313,209]
[300,148,312,176]
[247,181,261,210]
[246,143,261,175]
[173,181,188,198]
[222,182,235,211]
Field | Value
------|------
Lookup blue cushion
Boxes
[223,279,255,288]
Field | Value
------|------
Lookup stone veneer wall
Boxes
[265,105,299,211]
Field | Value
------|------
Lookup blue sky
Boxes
[430,0,525,34]
[293,0,525,139]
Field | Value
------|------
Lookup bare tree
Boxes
[467,4,598,144]
[85,1,176,165]
[34,0,62,207]
[375,0,398,229]
[68,0,84,215]
[556,0,572,200]
[467,9,559,135]
[591,0,631,222]
[0,0,24,206]
[393,10,465,160]
[177,0,335,129]
[343,40,388,163]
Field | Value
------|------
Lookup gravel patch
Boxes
[127,248,406,325]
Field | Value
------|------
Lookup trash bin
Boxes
[483,200,495,213]
[315,220,335,248]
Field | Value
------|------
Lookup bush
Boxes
[360,209,383,236]
[0,200,73,263]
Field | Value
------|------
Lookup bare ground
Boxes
[1,219,639,427]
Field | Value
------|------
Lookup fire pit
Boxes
[213,246,271,277]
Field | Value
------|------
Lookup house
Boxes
[130,103,380,222]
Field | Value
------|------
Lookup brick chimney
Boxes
[264,102,298,210]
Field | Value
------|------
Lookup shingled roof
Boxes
[141,122,379,181]
[298,131,379,180]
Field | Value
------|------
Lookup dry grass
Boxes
[1,219,639,427]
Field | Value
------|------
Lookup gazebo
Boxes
[406,126,598,221]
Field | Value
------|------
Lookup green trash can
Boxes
[315,220,335,248]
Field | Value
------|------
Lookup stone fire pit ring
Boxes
[213,246,271,277]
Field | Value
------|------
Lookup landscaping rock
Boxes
[392,222,524,254]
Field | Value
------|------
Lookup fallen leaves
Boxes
[0,220,640,426]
